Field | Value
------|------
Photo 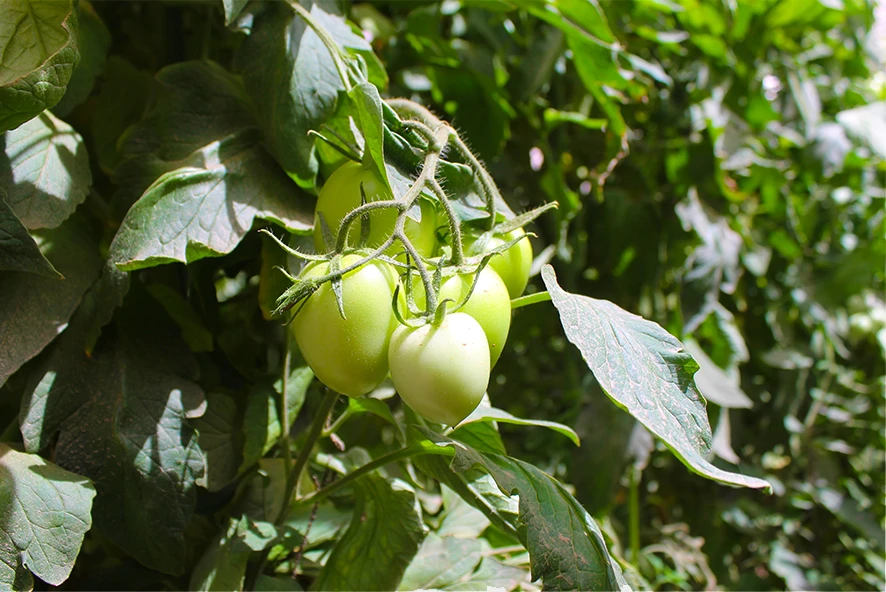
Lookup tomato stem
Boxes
[510,291,552,309]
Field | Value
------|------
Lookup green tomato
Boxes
[313,161,438,257]
[291,254,398,398]
[388,312,490,426]
[401,266,511,366]
[466,229,533,299]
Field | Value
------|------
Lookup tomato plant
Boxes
[403,265,512,366]
[313,161,438,257]
[1,1,881,591]
[389,312,491,426]
[466,229,533,299]
[291,254,398,398]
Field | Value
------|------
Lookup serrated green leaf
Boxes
[312,476,426,591]
[190,516,274,592]
[19,293,206,575]
[109,60,311,270]
[0,213,101,387]
[110,128,312,271]
[235,3,381,187]
[0,443,95,590]
[0,198,60,278]
[0,0,80,132]
[416,428,628,591]
[0,110,91,230]
[52,0,109,115]
[541,265,772,492]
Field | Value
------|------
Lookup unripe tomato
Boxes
[313,161,438,257]
[292,254,398,398]
[388,312,491,426]
[402,266,511,366]
[466,229,533,299]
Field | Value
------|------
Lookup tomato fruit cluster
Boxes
[291,162,535,424]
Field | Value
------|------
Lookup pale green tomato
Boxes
[313,161,438,257]
[466,229,533,299]
[401,266,511,366]
[291,254,398,398]
[388,312,490,426]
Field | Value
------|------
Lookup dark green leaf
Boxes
[109,61,312,271]
[417,428,628,591]
[52,1,109,116]
[19,295,206,575]
[0,443,95,590]
[91,57,153,174]
[0,199,60,278]
[0,110,91,230]
[236,3,379,187]
[312,475,425,591]
[0,0,80,132]
[541,265,771,492]
[0,213,101,387]
[193,391,242,492]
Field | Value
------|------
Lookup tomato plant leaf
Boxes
[0,443,95,590]
[107,61,312,271]
[417,428,629,591]
[235,3,379,188]
[0,110,91,230]
[19,293,206,575]
[398,533,484,591]
[541,264,772,492]
[460,405,580,446]
[0,0,80,132]
[0,213,101,387]
[0,199,60,278]
[52,1,109,116]
[312,475,426,591]
[193,391,242,492]
[350,81,389,189]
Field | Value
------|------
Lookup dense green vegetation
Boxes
[1,0,883,590]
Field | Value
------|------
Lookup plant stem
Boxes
[279,342,293,474]
[510,291,552,309]
[629,465,641,565]
[276,390,339,524]
[296,444,435,507]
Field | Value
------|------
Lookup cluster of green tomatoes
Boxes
[289,162,532,426]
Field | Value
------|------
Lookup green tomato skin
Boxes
[313,161,437,257]
[402,266,511,366]
[441,267,511,366]
[389,312,491,426]
[291,254,398,398]
[467,229,533,299]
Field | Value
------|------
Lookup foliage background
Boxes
[0,0,883,590]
